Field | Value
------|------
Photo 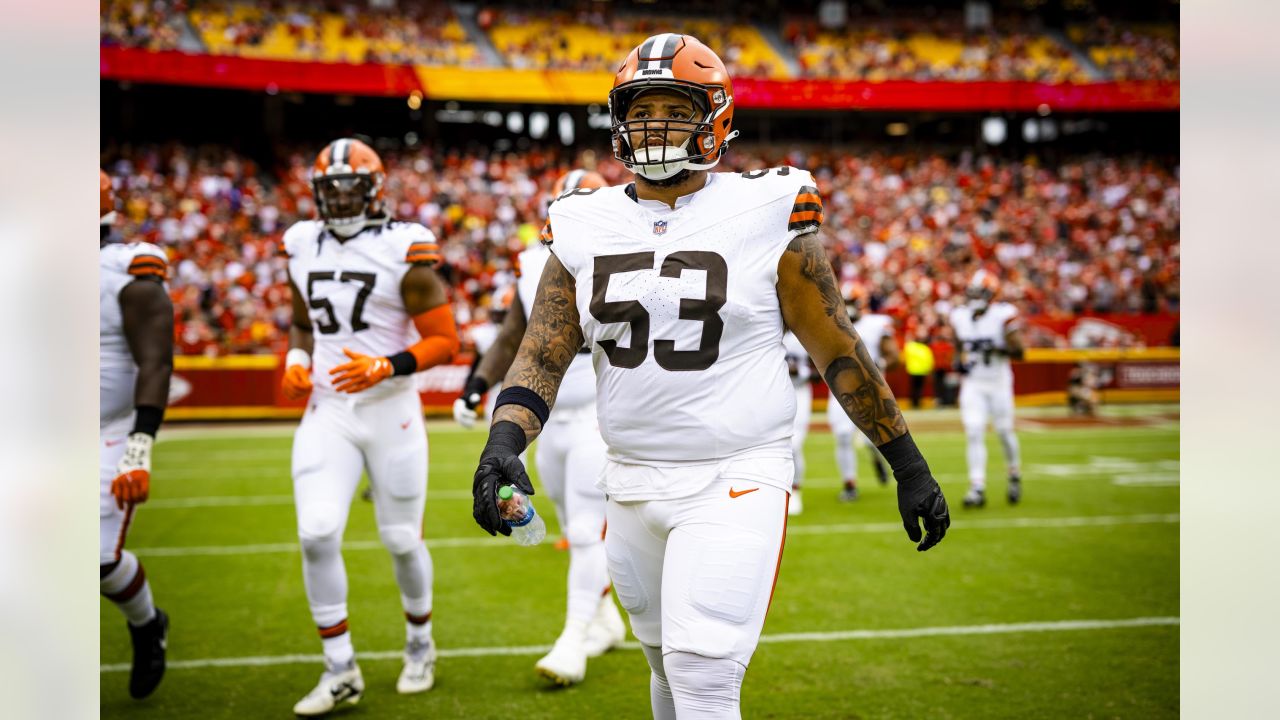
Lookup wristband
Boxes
[494,386,550,427]
[286,348,311,369]
[132,405,165,437]
[388,351,417,376]
[463,374,490,399]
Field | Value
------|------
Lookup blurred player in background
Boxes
[1068,362,1100,416]
[279,139,459,715]
[782,330,812,516]
[453,169,626,686]
[949,269,1024,508]
[470,35,949,718]
[828,284,899,502]
[100,169,173,700]
[464,286,514,423]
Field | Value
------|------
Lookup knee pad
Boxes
[297,501,344,543]
[378,523,422,556]
[665,652,744,713]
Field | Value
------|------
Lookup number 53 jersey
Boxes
[282,219,441,401]
[546,168,823,465]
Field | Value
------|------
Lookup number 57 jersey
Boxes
[546,168,823,465]
[282,219,441,401]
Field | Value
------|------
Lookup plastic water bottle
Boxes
[497,485,546,546]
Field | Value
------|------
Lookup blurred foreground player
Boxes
[470,35,949,718]
[455,169,626,686]
[100,169,172,699]
[280,139,459,714]
[949,269,1024,507]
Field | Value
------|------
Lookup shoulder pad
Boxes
[126,242,167,280]
[391,222,441,266]
[281,220,323,259]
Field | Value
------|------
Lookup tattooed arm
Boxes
[472,254,583,536]
[776,232,906,444]
[491,255,584,442]
[778,231,950,551]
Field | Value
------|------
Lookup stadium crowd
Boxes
[100,1,1177,82]
[101,141,1178,356]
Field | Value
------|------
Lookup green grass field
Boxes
[100,405,1179,719]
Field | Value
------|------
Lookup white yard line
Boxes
[99,615,1178,673]
[132,514,1178,558]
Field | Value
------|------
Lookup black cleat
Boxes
[962,488,986,508]
[872,456,889,485]
[128,607,168,699]
[1007,474,1022,505]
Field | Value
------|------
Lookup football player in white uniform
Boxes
[829,285,899,502]
[279,139,460,715]
[781,330,812,516]
[455,169,627,686]
[949,270,1025,508]
[99,169,173,699]
[469,36,950,719]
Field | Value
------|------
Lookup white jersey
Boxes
[854,313,895,368]
[283,219,440,401]
[517,243,596,410]
[949,302,1019,386]
[781,331,811,388]
[100,241,168,425]
[547,167,822,467]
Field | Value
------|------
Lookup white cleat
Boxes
[535,623,589,686]
[292,661,364,716]
[397,638,436,694]
[788,489,804,516]
[583,595,626,658]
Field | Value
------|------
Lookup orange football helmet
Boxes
[966,269,1001,309]
[311,138,386,237]
[546,168,608,217]
[100,169,115,225]
[841,281,871,322]
[609,34,739,180]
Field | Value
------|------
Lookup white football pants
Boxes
[292,390,433,631]
[959,378,1021,488]
[534,403,609,625]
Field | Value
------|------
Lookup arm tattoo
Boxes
[493,255,583,442]
[784,233,908,445]
[474,294,527,385]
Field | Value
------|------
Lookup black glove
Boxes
[459,374,490,411]
[879,433,950,552]
[471,421,535,537]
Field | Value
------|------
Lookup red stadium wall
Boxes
[167,347,1178,421]
[101,48,1179,111]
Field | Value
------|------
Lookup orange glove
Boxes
[330,347,393,394]
[282,363,313,400]
[110,433,153,510]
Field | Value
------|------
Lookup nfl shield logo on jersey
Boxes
[653,220,667,236]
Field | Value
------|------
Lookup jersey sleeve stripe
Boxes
[539,220,554,246]
[128,256,168,279]
[794,192,822,207]
[407,241,439,252]
[792,201,823,213]
[406,253,442,265]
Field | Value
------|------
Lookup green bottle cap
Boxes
[497,486,514,501]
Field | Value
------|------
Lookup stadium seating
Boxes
[101,143,1178,355]
[1068,19,1179,81]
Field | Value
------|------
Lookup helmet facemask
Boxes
[312,173,381,238]
[610,82,735,181]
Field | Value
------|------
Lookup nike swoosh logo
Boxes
[729,487,759,499]
[104,439,123,447]
[400,421,411,430]
[330,682,356,701]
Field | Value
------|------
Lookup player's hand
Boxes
[472,422,534,537]
[110,433,154,510]
[330,348,393,394]
[896,469,950,552]
[282,363,313,400]
[453,398,478,428]
[453,375,489,429]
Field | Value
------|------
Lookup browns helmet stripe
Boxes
[563,169,586,191]
[332,138,351,168]
[639,33,679,71]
